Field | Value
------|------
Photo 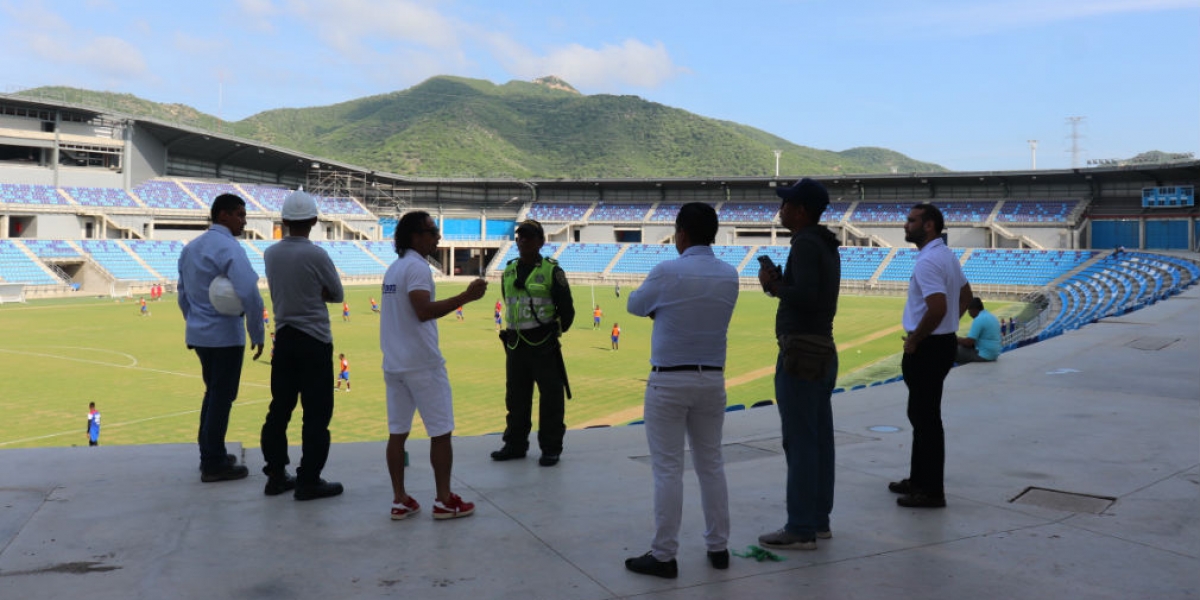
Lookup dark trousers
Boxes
[261,327,334,484]
[194,345,245,473]
[901,333,957,497]
[503,339,566,455]
[774,352,838,536]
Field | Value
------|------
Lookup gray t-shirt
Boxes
[264,237,344,343]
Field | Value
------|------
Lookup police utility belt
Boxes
[500,323,558,345]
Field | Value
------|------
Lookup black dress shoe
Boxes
[490,446,527,461]
[625,552,678,579]
[264,472,297,496]
[294,479,344,501]
[897,492,946,508]
[888,479,914,494]
[707,549,729,570]
[200,464,249,483]
[538,454,560,467]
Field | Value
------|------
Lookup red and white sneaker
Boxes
[391,496,421,521]
[432,493,475,520]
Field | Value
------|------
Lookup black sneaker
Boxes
[490,446,527,461]
[294,479,344,501]
[264,472,297,496]
[625,552,678,579]
[888,479,914,494]
[538,454,560,467]
[707,549,730,570]
[200,464,249,483]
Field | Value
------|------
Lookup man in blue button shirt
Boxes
[956,298,1001,363]
[624,202,739,579]
[177,193,265,482]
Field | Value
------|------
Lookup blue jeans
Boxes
[774,352,838,537]
[194,345,245,473]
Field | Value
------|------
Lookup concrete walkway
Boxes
[2,288,1197,599]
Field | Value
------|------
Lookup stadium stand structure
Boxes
[181,182,243,209]
[527,203,589,222]
[1035,251,1199,343]
[78,240,158,281]
[0,183,70,206]
[133,180,206,211]
[123,239,184,281]
[1,91,1195,358]
[63,186,141,209]
[0,240,61,285]
[589,203,652,222]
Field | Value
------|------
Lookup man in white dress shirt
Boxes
[624,202,739,579]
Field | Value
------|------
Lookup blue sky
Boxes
[1,0,1196,172]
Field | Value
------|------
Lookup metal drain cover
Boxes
[1126,336,1180,351]
[1010,487,1115,514]
[629,442,776,469]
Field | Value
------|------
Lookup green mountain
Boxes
[19,77,947,178]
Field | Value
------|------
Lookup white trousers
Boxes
[643,370,730,561]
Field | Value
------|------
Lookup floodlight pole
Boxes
[773,150,782,177]
[1027,140,1038,170]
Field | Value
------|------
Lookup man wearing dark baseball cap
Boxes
[775,178,830,215]
[757,177,841,550]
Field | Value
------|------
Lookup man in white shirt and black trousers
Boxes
[891,203,972,508]
[623,202,739,579]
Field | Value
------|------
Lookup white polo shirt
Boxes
[380,250,445,374]
[902,238,967,334]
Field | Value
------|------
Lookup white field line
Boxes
[0,346,270,447]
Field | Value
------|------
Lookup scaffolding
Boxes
[305,168,412,216]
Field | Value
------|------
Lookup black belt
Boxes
[651,365,723,373]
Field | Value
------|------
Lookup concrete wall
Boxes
[31,214,84,238]
[127,127,166,185]
[152,229,204,242]
[642,225,675,244]
[0,164,55,185]
[1005,226,1073,249]
[0,119,45,135]
[948,226,989,248]
[54,169,126,188]
[579,224,613,243]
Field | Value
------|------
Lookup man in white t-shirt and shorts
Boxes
[380,211,488,521]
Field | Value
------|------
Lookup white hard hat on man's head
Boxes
[281,191,319,221]
[208,275,244,316]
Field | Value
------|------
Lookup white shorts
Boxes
[385,365,455,437]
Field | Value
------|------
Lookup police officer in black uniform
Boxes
[491,219,575,466]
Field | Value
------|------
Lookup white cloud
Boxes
[287,0,461,55]
[79,36,148,79]
[2,1,147,81]
[238,0,278,17]
[262,1,684,92]
[490,37,687,90]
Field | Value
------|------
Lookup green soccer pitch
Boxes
[0,283,1019,449]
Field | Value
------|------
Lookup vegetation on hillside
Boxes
[19,77,948,178]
